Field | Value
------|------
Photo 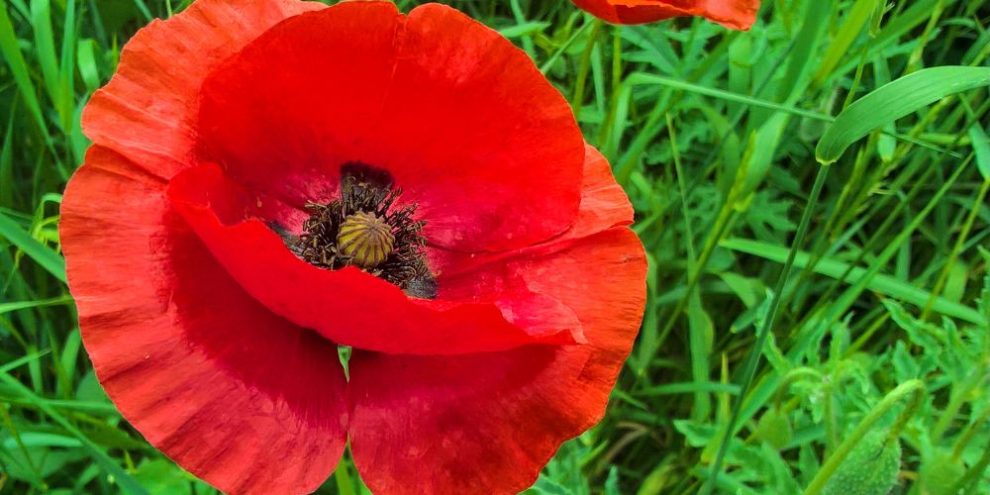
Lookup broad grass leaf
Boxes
[816,66,990,164]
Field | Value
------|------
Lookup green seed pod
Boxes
[337,211,395,268]
[821,430,901,495]
[755,407,793,450]
[920,450,965,495]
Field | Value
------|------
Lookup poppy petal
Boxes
[348,227,647,495]
[196,1,584,253]
[61,147,348,495]
[81,0,324,180]
[167,163,584,354]
[571,0,759,30]
[430,144,633,277]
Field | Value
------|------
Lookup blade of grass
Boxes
[816,66,990,163]
[626,72,963,158]
[701,164,831,494]
[720,238,984,324]
[0,212,66,282]
[0,371,148,494]
[0,1,50,142]
[0,295,73,315]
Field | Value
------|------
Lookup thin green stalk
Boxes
[668,114,711,419]
[507,0,535,57]
[701,164,831,494]
[539,19,594,74]
[571,19,602,109]
[921,178,990,319]
[817,156,971,333]
[771,367,823,407]
[953,440,990,494]
[931,355,989,442]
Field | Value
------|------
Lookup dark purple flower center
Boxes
[293,163,436,299]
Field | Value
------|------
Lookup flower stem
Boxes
[700,163,831,494]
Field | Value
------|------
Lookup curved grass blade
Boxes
[0,212,66,282]
[816,66,990,164]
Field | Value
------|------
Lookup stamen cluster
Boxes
[294,163,437,299]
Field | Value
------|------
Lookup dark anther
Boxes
[291,162,437,299]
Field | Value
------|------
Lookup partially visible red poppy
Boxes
[61,1,646,494]
[571,0,760,30]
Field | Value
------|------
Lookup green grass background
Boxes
[2,0,990,493]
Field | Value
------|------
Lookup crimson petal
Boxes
[81,0,324,180]
[348,228,647,495]
[571,0,760,30]
[196,2,585,253]
[61,147,347,495]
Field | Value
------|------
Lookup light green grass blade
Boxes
[0,295,73,315]
[816,66,990,164]
[0,1,49,139]
[627,72,828,121]
[30,0,60,116]
[76,38,100,92]
[721,238,984,324]
[0,370,149,494]
[968,124,990,180]
[0,212,66,282]
[811,0,877,87]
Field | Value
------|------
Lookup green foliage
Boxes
[2,0,990,494]
[820,430,900,495]
[920,449,967,495]
[816,66,990,164]
[754,406,792,450]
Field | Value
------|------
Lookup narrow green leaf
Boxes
[30,0,60,113]
[498,21,549,38]
[0,349,51,374]
[967,124,990,180]
[1,432,82,449]
[0,111,15,206]
[76,39,100,92]
[0,1,49,138]
[637,382,741,397]
[816,66,990,164]
[59,328,82,388]
[0,371,149,495]
[812,0,876,87]
[58,0,78,132]
[778,0,830,104]
[0,211,66,282]
[0,295,73,315]
[720,238,984,324]
[627,72,828,122]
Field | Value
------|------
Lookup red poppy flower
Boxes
[571,0,760,30]
[61,1,646,493]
